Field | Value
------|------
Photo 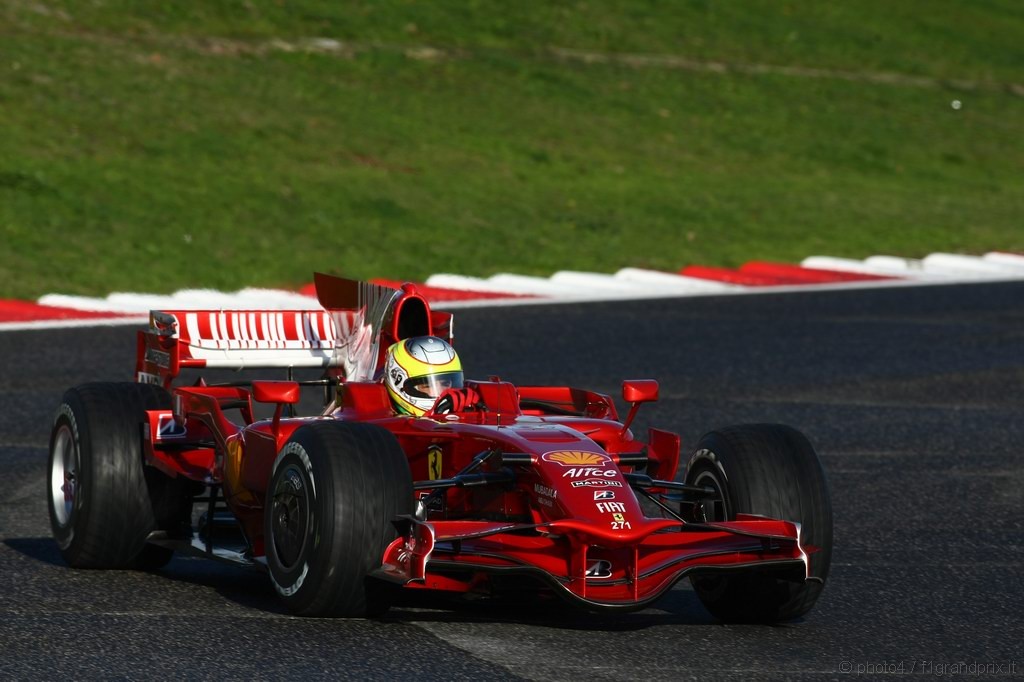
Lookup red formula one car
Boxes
[47,275,832,622]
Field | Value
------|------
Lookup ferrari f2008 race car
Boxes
[47,274,832,622]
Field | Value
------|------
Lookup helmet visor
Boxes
[403,371,464,400]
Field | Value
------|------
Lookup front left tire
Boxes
[684,423,833,623]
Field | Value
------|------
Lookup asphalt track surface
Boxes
[2,282,1022,680]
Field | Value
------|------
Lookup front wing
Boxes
[377,515,810,609]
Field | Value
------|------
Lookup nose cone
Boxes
[535,449,647,537]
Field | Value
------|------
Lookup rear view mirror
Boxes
[622,379,659,404]
[620,380,659,436]
[252,380,300,405]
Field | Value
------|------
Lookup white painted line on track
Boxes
[0,316,148,332]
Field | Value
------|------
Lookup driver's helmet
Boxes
[383,336,464,415]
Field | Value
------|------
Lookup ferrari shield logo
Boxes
[427,445,443,481]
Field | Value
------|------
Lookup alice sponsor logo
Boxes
[562,467,617,479]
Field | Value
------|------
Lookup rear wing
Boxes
[136,275,453,386]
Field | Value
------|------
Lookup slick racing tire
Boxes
[265,421,413,617]
[684,424,833,623]
[48,383,193,569]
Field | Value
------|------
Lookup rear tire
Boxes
[265,421,413,617]
[47,382,192,569]
[684,424,832,623]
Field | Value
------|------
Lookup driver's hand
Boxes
[432,387,484,415]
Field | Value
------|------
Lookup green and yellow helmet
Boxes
[383,336,464,415]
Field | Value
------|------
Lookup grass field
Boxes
[2,1,1023,298]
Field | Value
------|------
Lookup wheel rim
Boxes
[270,465,309,570]
[691,468,729,522]
[50,424,79,527]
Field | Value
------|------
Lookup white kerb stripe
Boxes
[550,271,656,292]
[924,253,1024,276]
[801,257,941,280]
[984,252,1024,269]
[425,274,527,294]
[614,267,736,291]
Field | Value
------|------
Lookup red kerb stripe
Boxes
[298,281,535,302]
[680,265,806,286]
[740,261,897,283]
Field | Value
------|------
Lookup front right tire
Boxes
[265,421,413,617]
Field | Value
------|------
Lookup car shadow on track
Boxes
[383,586,726,630]
[6,537,800,629]
[4,536,287,615]
[154,556,290,614]
[4,537,65,566]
